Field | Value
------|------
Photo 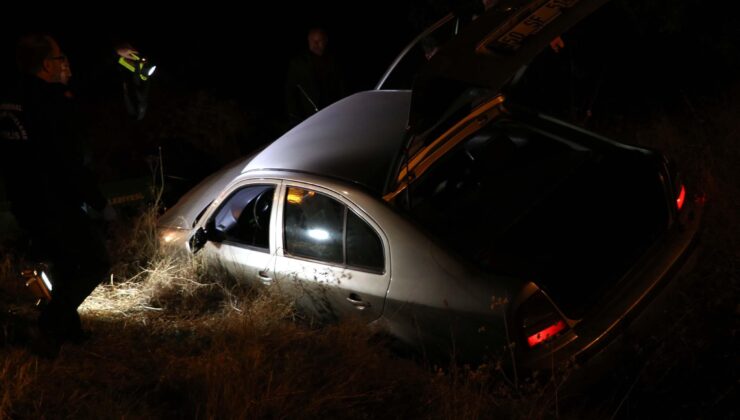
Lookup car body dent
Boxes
[271,179,391,323]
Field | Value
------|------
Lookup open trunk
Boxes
[396,112,669,319]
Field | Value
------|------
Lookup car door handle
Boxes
[346,293,371,310]
[258,269,272,284]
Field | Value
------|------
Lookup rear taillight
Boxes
[518,290,569,349]
[676,184,686,211]
[663,156,686,212]
[527,320,567,347]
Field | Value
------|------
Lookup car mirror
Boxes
[189,227,209,253]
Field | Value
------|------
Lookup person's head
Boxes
[16,34,71,85]
[307,28,328,57]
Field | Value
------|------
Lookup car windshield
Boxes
[392,118,594,272]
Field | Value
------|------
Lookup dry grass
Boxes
[0,260,544,419]
[1,208,549,419]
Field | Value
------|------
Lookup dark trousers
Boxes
[16,206,110,338]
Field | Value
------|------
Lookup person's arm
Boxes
[114,41,151,120]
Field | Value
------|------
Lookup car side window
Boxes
[283,186,385,272]
[346,210,383,272]
[211,184,275,250]
[284,187,344,264]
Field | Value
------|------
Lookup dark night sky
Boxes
[1,2,427,110]
[2,1,739,125]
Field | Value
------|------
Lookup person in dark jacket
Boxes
[285,27,346,127]
[0,34,110,355]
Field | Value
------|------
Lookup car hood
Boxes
[407,0,610,136]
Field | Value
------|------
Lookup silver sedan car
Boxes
[158,0,703,368]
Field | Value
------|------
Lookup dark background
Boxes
[3,1,736,118]
[1,2,422,113]
[1,0,738,191]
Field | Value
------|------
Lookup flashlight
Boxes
[118,52,157,81]
[20,265,53,304]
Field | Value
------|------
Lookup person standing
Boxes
[285,27,346,127]
[0,33,111,356]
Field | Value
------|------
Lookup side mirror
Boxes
[189,227,209,253]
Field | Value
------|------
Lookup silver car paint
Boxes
[198,178,283,294]
[243,90,412,195]
[241,172,526,352]
[184,170,523,358]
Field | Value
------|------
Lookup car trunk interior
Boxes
[399,119,670,319]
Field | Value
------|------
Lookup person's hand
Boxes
[115,43,140,60]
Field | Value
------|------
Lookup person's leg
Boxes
[57,214,110,311]
[31,210,109,342]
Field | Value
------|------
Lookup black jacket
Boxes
[285,51,346,126]
[0,75,106,226]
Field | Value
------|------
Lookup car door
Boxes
[200,181,280,286]
[273,184,390,323]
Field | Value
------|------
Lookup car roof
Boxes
[242,90,411,195]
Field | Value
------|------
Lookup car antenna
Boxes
[296,84,319,113]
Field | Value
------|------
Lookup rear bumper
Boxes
[522,193,705,369]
